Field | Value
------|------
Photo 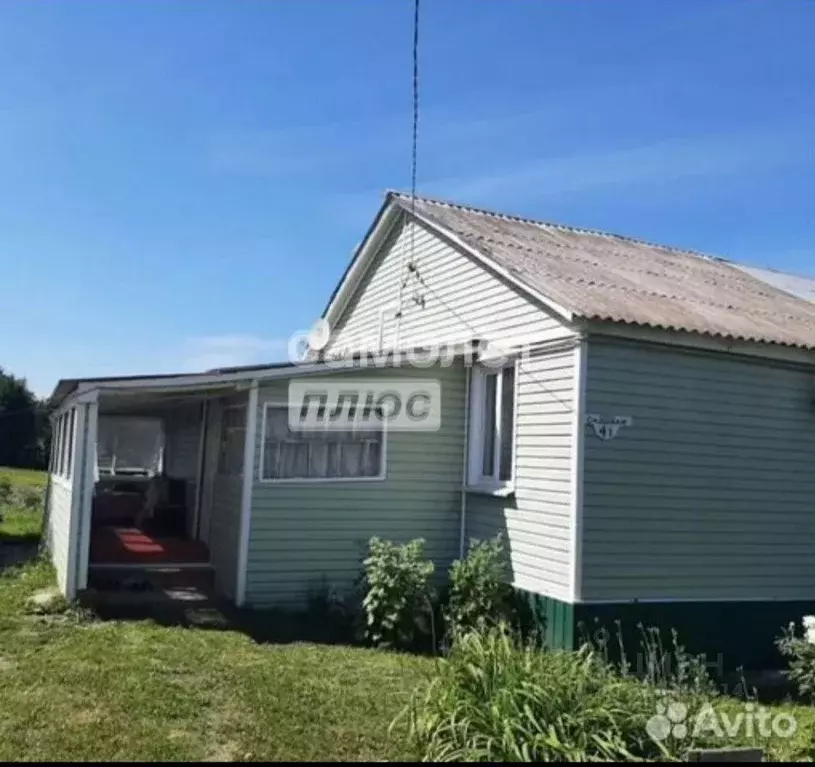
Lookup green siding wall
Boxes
[582,337,815,602]
[245,362,466,608]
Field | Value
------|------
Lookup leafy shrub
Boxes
[361,537,435,649]
[399,625,678,762]
[777,618,815,702]
[445,536,514,639]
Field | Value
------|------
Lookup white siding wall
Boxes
[465,345,578,603]
[46,403,88,596]
[582,337,815,601]
[328,219,569,354]
[45,476,74,593]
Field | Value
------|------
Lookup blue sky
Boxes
[1,0,813,396]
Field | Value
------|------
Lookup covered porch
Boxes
[46,377,255,603]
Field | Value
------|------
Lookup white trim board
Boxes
[65,404,87,599]
[569,341,587,603]
[322,197,575,334]
[585,321,815,368]
[323,201,403,329]
[235,381,259,607]
[406,205,575,325]
[76,401,98,592]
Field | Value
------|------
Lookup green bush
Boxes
[445,536,515,639]
[361,537,435,649]
[777,619,815,702]
[400,625,677,762]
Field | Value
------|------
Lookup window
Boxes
[65,409,75,479]
[51,409,77,480]
[51,414,63,476]
[260,404,384,482]
[58,412,68,477]
[97,416,164,477]
[468,363,516,492]
[218,405,246,477]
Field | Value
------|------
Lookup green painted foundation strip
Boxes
[514,589,815,671]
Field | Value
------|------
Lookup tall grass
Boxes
[398,626,680,762]
[396,623,809,762]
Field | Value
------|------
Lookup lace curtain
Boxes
[262,407,382,480]
[97,416,164,476]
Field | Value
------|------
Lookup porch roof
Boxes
[50,343,479,409]
[50,362,297,408]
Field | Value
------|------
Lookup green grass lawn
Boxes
[0,559,430,761]
[0,466,46,540]
[0,466,47,490]
[0,467,430,760]
[0,467,812,762]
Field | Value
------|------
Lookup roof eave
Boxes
[323,192,576,337]
[397,199,575,325]
[321,193,403,328]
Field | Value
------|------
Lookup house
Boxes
[46,192,815,668]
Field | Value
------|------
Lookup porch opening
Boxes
[82,387,249,603]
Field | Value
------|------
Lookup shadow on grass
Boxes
[81,588,366,648]
[0,532,41,572]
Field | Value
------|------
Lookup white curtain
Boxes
[263,407,382,480]
[97,416,164,476]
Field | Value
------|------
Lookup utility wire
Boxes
[401,0,573,415]
[410,0,420,217]
[407,0,421,284]
[408,266,575,414]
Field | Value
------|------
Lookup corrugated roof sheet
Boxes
[731,263,815,304]
[392,193,815,350]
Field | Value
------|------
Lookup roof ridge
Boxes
[387,189,727,266]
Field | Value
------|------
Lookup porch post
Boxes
[65,404,87,599]
[192,399,208,540]
[235,381,259,607]
[75,398,98,593]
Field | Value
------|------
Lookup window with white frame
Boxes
[51,409,76,480]
[65,409,75,479]
[261,404,384,481]
[218,405,246,477]
[467,363,516,491]
[58,412,68,477]
[51,413,62,476]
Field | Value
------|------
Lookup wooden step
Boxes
[87,565,214,593]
